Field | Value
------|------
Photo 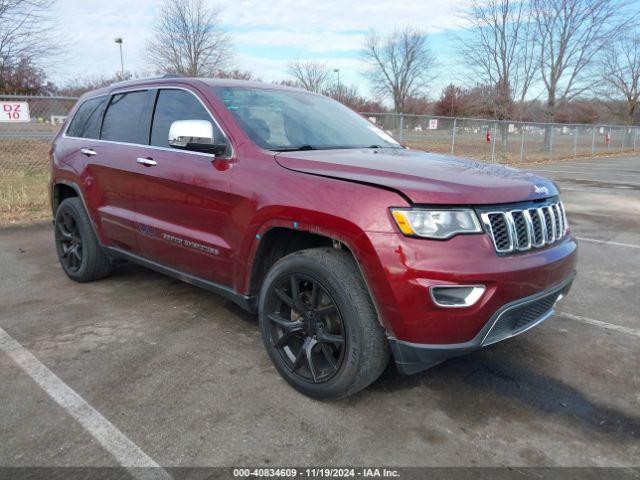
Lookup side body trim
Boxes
[105,247,257,313]
[52,182,256,313]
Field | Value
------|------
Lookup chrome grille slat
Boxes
[527,208,545,247]
[481,201,567,255]
[553,203,564,238]
[522,210,535,250]
[559,202,568,235]
[537,207,548,245]
[544,206,556,244]
[486,212,513,252]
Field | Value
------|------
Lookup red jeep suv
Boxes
[50,77,577,399]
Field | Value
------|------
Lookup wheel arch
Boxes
[51,180,102,242]
[51,181,80,215]
[242,219,389,331]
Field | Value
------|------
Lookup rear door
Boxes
[133,87,236,286]
[62,93,146,252]
[90,89,155,252]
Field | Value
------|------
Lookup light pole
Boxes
[114,37,124,76]
[333,68,341,102]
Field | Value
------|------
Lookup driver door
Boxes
[133,87,236,287]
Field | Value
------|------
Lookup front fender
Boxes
[234,208,402,336]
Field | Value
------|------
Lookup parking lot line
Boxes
[0,327,171,479]
[557,312,640,338]
[575,237,640,250]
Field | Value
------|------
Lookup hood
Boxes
[275,148,558,205]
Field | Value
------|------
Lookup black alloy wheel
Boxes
[54,197,113,282]
[55,210,84,272]
[264,273,347,384]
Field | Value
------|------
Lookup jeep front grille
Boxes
[480,201,567,254]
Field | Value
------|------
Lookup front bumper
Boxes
[388,274,574,374]
[363,231,578,344]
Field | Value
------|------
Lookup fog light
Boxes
[430,285,485,308]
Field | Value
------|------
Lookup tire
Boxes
[259,247,389,399]
[54,197,114,282]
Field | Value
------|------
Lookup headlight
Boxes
[391,208,482,239]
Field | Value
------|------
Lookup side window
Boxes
[66,96,107,139]
[150,89,225,150]
[101,91,151,144]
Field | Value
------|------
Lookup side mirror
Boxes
[168,120,227,155]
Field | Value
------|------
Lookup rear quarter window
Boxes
[66,96,107,139]
[101,90,152,144]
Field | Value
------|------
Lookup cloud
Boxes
[233,30,366,53]
[52,0,159,82]
[49,0,471,93]
[216,0,470,34]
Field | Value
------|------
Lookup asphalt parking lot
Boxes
[1,154,639,471]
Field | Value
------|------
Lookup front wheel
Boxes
[259,248,389,399]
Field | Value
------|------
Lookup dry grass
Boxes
[0,139,51,226]
[0,139,51,169]
[404,139,636,165]
[0,168,50,227]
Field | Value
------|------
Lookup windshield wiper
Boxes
[271,145,316,152]
[367,144,403,149]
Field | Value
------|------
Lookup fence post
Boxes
[398,115,404,143]
[574,126,578,157]
[451,118,457,155]
[549,125,554,161]
[621,128,625,152]
[634,128,637,152]
[491,122,497,162]
[520,125,525,163]
[591,127,596,157]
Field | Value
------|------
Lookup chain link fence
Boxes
[1,95,638,224]
[0,95,77,224]
[0,95,77,171]
[363,112,640,164]
[0,96,639,173]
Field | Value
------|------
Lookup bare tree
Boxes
[460,0,536,121]
[362,28,436,113]
[55,72,146,97]
[0,0,60,92]
[531,0,635,123]
[599,31,640,125]
[214,69,255,80]
[147,0,233,77]
[287,60,331,93]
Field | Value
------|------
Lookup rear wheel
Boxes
[54,197,113,282]
[259,248,389,399]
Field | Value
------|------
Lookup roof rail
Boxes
[108,74,186,89]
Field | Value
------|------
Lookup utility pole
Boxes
[333,68,341,102]
[114,37,124,76]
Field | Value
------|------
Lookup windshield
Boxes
[211,86,401,151]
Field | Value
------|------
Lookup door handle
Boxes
[80,148,97,157]
[136,158,157,167]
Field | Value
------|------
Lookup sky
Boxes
[52,0,474,98]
